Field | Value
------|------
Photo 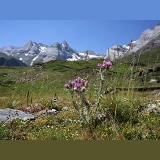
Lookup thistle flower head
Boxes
[64,83,69,88]
[97,63,103,68]
[97,61,112,69]
[64,77,88,92]
[103,61,112,68]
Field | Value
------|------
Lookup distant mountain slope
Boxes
[121,47,160,66]
[105,23,160,60]
[0,52,27,66]
[129,23,160,53]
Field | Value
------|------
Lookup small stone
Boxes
[62,107,69,111]
[38,109,58,115]
[150,79,158,83]
[151,91,160,96]
[156,100,160,104]
[38,110,47,115]
[34,103,39,107]
[47,109,58,115]
[52,98,57,103]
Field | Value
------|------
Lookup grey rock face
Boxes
[42,41,79,62]
[130,24,160,53]
[105,23,160,60]
[0,108,35,122]
[104,45,130,60]
[19,40,40,54]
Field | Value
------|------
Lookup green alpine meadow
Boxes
[0,53,160,140]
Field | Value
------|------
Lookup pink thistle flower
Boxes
[74,83,81,90]
[97,63,103,68]
[64,77,88,92]
[76,77,82,83]
[64,83,69,88]
[104,61,112,68]
[71,80,76,86]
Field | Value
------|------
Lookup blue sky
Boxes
[0,20,160,54]
[0,0,160,20]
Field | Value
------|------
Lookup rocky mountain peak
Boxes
[27,40,34,44]
[38,43,48,47]
[51,42,61,47]
[20,40,40,53]
[24,40,38,47]
[61,40,68,47]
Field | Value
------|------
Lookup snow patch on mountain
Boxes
[79,50,104,60]
[30,55,40,66]
[39,46,46,52]
[122,45,130,50]
[67,53,81,61]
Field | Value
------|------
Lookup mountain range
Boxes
[0,23,160,66]
[0,40,104,66]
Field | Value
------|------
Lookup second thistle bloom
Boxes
[97,61,112,69]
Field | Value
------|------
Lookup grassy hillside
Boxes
[122,47,160,67]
